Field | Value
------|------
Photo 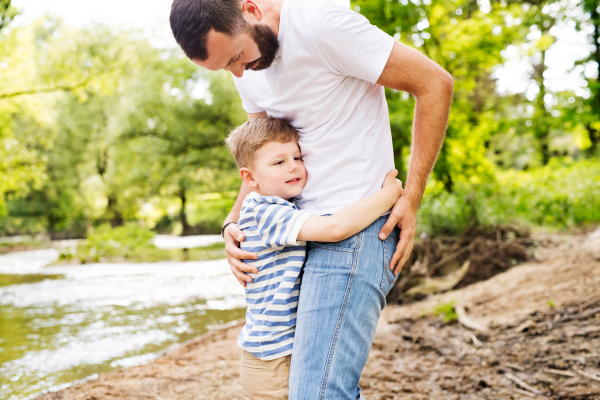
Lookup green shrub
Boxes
[418,159,600,236]
[61,223,156,262]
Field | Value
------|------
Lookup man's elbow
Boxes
[440,70,454,98]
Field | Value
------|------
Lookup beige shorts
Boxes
[240,350,291,400]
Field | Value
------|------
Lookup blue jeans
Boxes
[289,216,401,399]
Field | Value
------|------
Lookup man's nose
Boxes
[229,65,244,78]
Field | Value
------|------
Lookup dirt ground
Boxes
[36,232,600,400]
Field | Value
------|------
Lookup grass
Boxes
[433,301,458,323]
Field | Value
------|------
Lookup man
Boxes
[170,0,453,398]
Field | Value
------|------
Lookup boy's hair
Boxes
[226,117,299,168]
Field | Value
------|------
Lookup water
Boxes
[0,241,246,400]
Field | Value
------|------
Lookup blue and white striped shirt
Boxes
[237,192,312,360]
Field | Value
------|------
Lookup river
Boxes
[0,236,246,400]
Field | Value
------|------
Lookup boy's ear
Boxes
[240,167,258,188]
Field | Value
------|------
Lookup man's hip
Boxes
[289,216,400,400]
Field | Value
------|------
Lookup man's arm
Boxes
[223,111,268,287]
[376,41,453,275]
[297,169,402,242]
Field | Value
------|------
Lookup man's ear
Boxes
[240,167,259,188]
[240,0,263,23]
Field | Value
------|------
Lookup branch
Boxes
[121,130,224,155]
[455,304,490,334]
[0,77,93,100]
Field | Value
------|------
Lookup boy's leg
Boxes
[288,216,400,400]
[240,351,292,400]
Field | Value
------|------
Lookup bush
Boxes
[61,223,156,263]
[418,159,600,236]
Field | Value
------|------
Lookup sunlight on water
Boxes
[0,243,246,400]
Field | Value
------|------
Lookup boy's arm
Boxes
[297,170,402,242]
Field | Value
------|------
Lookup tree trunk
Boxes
[586,10,600,157]
[434,143,454,193]
[107,194,123,227]
[534,44,551,165]
[179,186,192,236]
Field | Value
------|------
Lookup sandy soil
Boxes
[36,232,600,400]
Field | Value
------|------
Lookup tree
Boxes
[355,0,525,189]
[120,70,245,234]
[581,0,600,156]
[0,0,15,32]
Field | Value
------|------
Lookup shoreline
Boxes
[34,232,600,399]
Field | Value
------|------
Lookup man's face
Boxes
[192,24,279,78]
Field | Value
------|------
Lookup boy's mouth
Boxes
[286,177,301,184]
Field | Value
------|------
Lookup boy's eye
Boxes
[294,157,303,161]
[274,160,284,165]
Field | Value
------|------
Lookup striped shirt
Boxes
[237,192,312,360]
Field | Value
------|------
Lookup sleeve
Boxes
[232,75,266,114]
[312,6,395,84]
[253,202,312,247]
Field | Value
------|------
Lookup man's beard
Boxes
[248,24,280,71]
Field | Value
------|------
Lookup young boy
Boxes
[225,117,402,399]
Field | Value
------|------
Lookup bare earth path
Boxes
[36,232,600,400]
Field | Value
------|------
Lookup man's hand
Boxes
[378,195,418,276]
[224,223,258,287]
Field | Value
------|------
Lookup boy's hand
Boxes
[382,169,403,197]
[224,223,258,287]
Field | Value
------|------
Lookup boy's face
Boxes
[245,141,307,200]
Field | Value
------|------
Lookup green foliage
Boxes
[1,0,600,240]
[187,194,238,234]
[547,299,555,309]
[418,159,600,236]
[0,0,16,32]
[0,19,244,237]
[61,223,156,263]
[495,159,600,227]
[59,223,227,263]
[433,301,458,322]
[355,0,525,187]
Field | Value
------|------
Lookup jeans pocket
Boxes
[308,233,358,254]
[380,235,399,295]
[309,241,354,253]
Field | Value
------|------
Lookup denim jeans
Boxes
[289,216,401,400]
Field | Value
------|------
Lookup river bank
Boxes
[33,231,600,399]
[0,236,246,400]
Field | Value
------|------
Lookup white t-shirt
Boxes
[233,0,395,215]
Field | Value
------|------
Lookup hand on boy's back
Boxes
[224,224,257,287]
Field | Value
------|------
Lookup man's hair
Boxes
[170,0,246,61]
[226,117,299,169]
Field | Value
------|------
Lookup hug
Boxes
[170,0,453,398]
